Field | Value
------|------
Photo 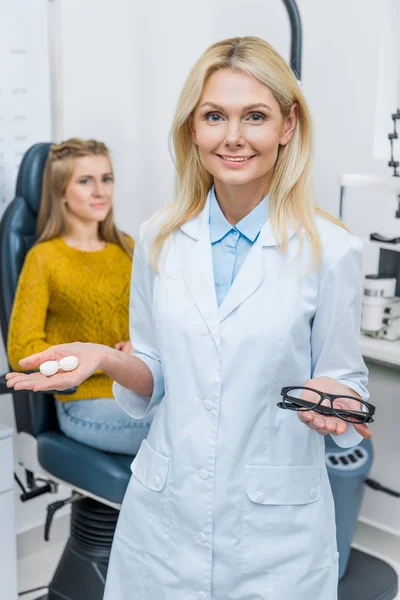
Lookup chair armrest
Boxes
[0,374,8,395]
[47,386,78,395]
[0,373,77,395]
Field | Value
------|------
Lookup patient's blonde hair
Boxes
[37,138,133,257]
[150,36,344,268]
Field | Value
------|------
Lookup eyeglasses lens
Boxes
[285,388,320,411]
[331,398,369,423]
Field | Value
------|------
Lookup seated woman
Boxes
[7,138,152,454]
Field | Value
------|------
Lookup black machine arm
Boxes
[282,0,302,81]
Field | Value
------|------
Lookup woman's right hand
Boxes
[5,342,108,392]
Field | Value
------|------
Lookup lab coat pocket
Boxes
[241,465,334,574]
[127,439,171,559]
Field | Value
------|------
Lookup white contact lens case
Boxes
[40,356,79,377]
[40,361,59,377]
[59,356,79,372]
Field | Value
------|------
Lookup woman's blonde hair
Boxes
[150,36,344,268]
[37,138,133,257]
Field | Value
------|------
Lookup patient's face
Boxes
[63,155,114,224]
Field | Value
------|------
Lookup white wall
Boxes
[51,0,400,240]
[373,0,400,161]
[48,0,142,231]
[0,0,73,536]
[0,0,52,217]
[337,0,400,249]
[51,0,287,235]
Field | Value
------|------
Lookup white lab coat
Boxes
[104,196,368,600]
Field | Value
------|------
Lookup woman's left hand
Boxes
[114,340,134,354]
[298,377,372,439]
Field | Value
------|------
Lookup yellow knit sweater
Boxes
[7,237,134,402]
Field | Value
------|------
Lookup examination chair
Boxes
[0,143,398,600]
[0,143,135,600]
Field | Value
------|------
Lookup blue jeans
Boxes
[56,398,152,455]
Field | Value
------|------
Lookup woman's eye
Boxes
[79,179,89,184]
[103,176,113,183]
[206,112,223,123]
[248,113,266,122]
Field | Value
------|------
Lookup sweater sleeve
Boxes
[7,247,52,371]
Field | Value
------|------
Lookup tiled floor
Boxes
[17,518,400,599]
[17,514,67,600]
[18,540,64,600]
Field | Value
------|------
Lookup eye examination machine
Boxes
[0,2,398,599]
[341,111,400,342]
[361,232,400,341]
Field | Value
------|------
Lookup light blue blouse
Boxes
[209,186,268,307]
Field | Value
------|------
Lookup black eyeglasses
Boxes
[277,386,375,424]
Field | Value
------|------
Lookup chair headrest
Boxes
[15,143,52,214]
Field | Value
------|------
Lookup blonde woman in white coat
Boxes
[7,37,372,600]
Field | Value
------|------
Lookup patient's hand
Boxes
[298,376,372,439]
[114,340,133,354]
[5,342,107,392]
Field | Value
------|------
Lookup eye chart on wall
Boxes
[0,0,51,221]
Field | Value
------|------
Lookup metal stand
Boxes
[47,497,119,600]
[282,0,302,80]
[388,109,400,177]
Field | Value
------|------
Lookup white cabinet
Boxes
[0,425,18,600]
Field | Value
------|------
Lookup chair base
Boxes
[47,496,119,600]
[339,549,398,600]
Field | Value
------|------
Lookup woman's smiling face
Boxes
[191,69,297,191]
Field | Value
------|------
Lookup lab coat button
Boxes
[154,475,161,488]
[203,400,212,411]
[199,469,209,480]
[198,532,207,543]
[255,492,266,503]
[310,488,318,500]
[197,593,207,600]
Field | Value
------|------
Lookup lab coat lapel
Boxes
[180,200,297,332]
[218,240,264,322]
[218,219,296,323]
[180,199,220,347]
